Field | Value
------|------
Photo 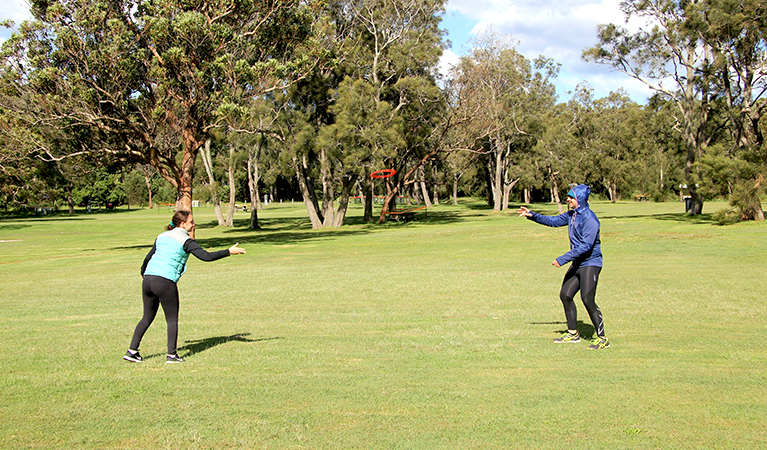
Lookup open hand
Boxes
[228,243,246,255]
[517,206,532,217]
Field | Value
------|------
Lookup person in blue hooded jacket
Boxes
[518,184,609,350]
[124,210,246,364]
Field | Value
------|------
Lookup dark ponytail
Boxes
[167,210,191,231]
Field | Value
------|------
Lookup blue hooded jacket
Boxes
[527,184,602,268]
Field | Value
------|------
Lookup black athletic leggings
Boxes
[129,275,180,354]
[560,265,605,337]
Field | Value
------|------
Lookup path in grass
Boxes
[0,200,765,449]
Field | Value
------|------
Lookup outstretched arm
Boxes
[183,240,243,262]
[519,207,570,227]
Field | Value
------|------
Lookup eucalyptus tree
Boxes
[451,32,558,211]
[318,78,405,227]
[134,164,158,209]
[588,90,647,202]
[530,93,583,213]
[0,0,319,212]
[349,0,449,223]
[586,0,766,218]
[584,0,722,214]
[281,0,446,227]
[641,95,688,199]
[443,138,481,205]
[699,0,766,220]
[243,99,289,229]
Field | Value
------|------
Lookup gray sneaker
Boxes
[553,332,581,343]
[123,350,143,362]
[165,354,185,364]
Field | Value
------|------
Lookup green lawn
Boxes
[1,199,765,449]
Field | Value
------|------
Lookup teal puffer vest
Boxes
[143,228,191,282]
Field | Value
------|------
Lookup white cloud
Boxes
[438,48,461,78]
[441,0,655,102]
[0,0,32,24]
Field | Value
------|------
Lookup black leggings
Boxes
[560,265,605,337]
[129,275,180,354]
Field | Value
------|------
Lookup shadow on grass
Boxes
[0,214,96,223]
[606,212,716,224]
[464,202,494,211]
[195,228,373,249]
[142,333,282,360]
[0,224,32,231]
[529,320,597,339]
[179,333,282,358]
[115,209,467,251]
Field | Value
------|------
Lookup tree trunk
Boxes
[413,180,423,204]
[524,187,531,204]
[364,173,374,222]
[177,128,199,212]
[137,164,157,209]
[419,167,433,209]
[248,138,263,211]
[247,145,261,230]
[320,147,336,228]
[452,173,460,205]
[606,179,617,203]
[491,144,504,211]
[502,175,520,211]
[550,166,563,214]
[200,139,226,225]
[681,48,706,216]
[67,190,75,215]
[332,174,358,228]
[143,175,153,209]
[378,185,399,223]
[294,155,323,229]
[224,145,236,227]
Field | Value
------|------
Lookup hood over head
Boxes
[568,184,590,209]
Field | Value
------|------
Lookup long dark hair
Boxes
[167,210,191,231]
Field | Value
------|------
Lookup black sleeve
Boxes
[140,242,156,276]
[184,239,231,262]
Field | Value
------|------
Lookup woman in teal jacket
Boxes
[518,184,609,350]
[124,210,246,364]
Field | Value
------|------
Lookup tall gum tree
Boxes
[451,32,558,211]
[700,0,766,220]
[282,0,447,227]
[584,0,721,215]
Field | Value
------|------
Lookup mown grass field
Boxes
[1,199,765,449]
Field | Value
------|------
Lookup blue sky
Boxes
[1,0,654,103]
